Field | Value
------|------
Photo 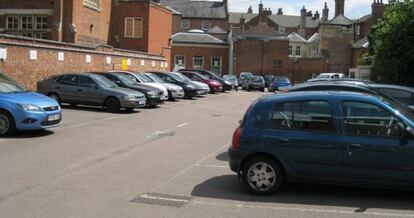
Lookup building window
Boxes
[295,46,302,57]
[125,17,143,38]
[288,45,293,56]
[21,16,33,30]
[273,60,283,67]
[175,55,185,66]
[278,26,285,34]
[181,20,190,29]
[6,16,19,29]
[192,56,204,69]
[33,32,47,39]
[202,20,211,30]
[210,56,222,74]
[84,0,101,11]
[356,24,361,36]
[36,16,47,30]
[21,32,34,38]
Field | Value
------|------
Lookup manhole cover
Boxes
[131,193,192,208]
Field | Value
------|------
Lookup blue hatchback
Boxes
[0,73,61,136]
[268,76,291,92]
[229,91,414,195]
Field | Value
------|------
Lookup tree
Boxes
[370,0,414,85]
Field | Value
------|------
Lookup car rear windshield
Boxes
[274,77,290,83]
[0,73,27,93]
[251,77,264,82]
[90,74,118,88]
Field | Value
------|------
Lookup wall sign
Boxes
[106,56,112,64]
[0,48,7,60]
[58,52,64,61]
[29,50,37,60]
[140,60,145,67]
[85,54,92,63]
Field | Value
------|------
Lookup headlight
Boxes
[124,95,136,101]
[224,81,231,85]
[18,104,42,112]
[148,91,158,96]
[186,84,195,89]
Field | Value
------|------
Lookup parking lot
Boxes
[1,91,414,218]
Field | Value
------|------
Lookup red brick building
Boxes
[109,0,173,66]
[171,31,229,75]
[0,0,112,46]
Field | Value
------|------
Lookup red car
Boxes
[180,71,223,93]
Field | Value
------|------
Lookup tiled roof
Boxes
[268,15,320,28]
[159,0,227,19]
[287,32,307,43]
[229,12,258,24]
[208,26,227,34]
[307,32,320,42]
[330,15,353,26]
[171,31,226,45]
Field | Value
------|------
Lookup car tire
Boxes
[105,97,121,113]
[167,91,174,101]
[242,156,284,195]
[0,110,16,137]
[48,93,61,105]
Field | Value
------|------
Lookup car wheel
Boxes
[242,157,284,195]
[168,91,174,101]
[105,97,121,113]
[0,110,16,137]
[48,93,61,105]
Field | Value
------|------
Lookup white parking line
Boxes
[176,122,188,128]
[195,163,228,169]
[147,122,189,138]
[192,200,414,218]
[140,193,190,203]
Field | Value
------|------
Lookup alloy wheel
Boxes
[0,114,9,135]
[246,162,277,192]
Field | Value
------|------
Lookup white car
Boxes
[145,73,185,100]
[172,72,210,95]
[109,71,169,100]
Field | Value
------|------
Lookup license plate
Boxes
[139,100,146,105]
[48,114,60,121]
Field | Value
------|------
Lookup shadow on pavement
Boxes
[215,151,228,161]
[8,129,54,139]
[61,105,140,114]
[191,175,414,212]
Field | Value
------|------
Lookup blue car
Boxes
[268,76,291,92]
[0,73,61,136]
[229,91,414,195]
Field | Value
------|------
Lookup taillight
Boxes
[231,127,241,150]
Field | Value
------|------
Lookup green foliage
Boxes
[370,0,414,85]
[357,54,374,66]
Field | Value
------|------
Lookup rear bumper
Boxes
[228,148,250,174]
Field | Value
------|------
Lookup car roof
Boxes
[292,81,370,89]
[259,91,378,104]
[369,84,414,92]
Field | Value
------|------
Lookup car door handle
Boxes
[277,138,290,144]
[348,144,362,149]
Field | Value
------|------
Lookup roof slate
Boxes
[268,15,320,28]
[171,32,226,44]
[159,0,227,19]
[330,15,353,26]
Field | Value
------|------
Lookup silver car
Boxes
[144,73,185,100]
[246,76,266,92]
[37,73,147,113]
[172,72,210,95]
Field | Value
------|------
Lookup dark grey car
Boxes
[37,73,147,113]
[246,76,265,92]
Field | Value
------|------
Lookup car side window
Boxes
[272,101,335,133]
[78,76,96,88]
[379,88,414,105]
[164,75,174,83]
[56,75,77,86]
[342,101,406,137]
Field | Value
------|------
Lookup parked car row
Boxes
[229,77,414,195]
[0,69,236,137]
[236,72,292,93]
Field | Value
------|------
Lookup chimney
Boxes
[247,5,253,14]
[264,8,272,16]
[307,11,313,17]
[372,0,386,19]
[300,6,307,37]
[259,1,263,14]
[322,2,329,22]
[313,11,320,20]
[277,8,283,15]
[335,0,345,17]
[240,16,245,30]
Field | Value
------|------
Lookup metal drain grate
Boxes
[131,193,192,208]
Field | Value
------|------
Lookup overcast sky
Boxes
[228,0,374,19]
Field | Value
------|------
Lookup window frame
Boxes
[288,45,293,56]
[273,59,283,68]
[340,100,407,138]
[271,100,336,134]
[83,0,101,11]
[210,56,222,74]
[201,20,211,31]
[6,15,19,30]
[295,45,302,57]
[192,56,204,69]
[175,55,185,66]
[181,20,190,29]
[124,17,143,38]
[20,15,34,30]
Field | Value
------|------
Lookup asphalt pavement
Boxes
[0,91,414,218]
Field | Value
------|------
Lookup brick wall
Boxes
[0,35,167,90]
[148,3,172,54]
[233,38,324,83]
[178,18,229,33]
[171,45,229,75]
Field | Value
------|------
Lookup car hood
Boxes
[162,83,183,91]
[105,87,145,97]
[191,81,210,90]
[0,92,59,108]
[125,84,162,93]
[142,82,168,93]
